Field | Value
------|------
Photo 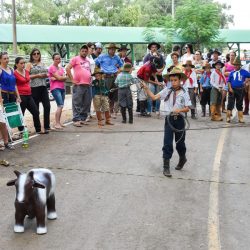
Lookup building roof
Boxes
[0,24,250,44]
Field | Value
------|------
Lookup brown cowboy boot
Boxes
[238,111,244,123]
[211,105,222,121]
[105,111,114,125]
[226,110,231,123]
[96,111,104,127]
[215,105,223,121]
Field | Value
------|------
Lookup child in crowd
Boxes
[226,57,250,123]
[92,68,113,127]
[136,79,148,117]
[141,67,191,177]
[210,60,226,121]
[183,60,198,119]
[115,63,134,124]
[200,63,212,117]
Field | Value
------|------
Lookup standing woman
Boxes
[14,57,42,134]
[222,51,236,113]
[0,52,21,104]
[193,50,204,95]
[26,48,51,133]
[181,44,194,65]
[48,53,67,129]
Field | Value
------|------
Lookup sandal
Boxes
[0,144,5,151]
[0,159,10,167]
[73,121,82,127]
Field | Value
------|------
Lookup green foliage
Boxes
[174,0,222,48]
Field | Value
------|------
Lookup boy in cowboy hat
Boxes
[183,60,198,119]
[210,60,226,121]
[141,67,191,177]
[115,63,135,124]
[200,63,212,117]
[226,57,250,123]
[92,68,113,127]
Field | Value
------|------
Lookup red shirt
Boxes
[14,70,32,95]
[137,62,156,81]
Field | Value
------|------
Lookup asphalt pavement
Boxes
[0,108,249,250]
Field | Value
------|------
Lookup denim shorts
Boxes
[51,88,65,107]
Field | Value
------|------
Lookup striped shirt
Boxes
[115,72,135,88]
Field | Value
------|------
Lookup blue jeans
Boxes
[51,88,65,107]
[147,83,160,112]
[162,116,186,160]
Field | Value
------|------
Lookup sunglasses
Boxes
[195,53,200,55]
[33,52,40,56]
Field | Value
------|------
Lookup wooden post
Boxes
[12,0,17,55]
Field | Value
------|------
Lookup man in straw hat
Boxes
[95,43,123,119]
[200,63,212,117]
[92,67,113,127]
[115,63,134,124]
[226,57,250,123]
[141,67,191,178]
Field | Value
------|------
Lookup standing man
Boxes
[118,45,132,65]
[209,49,221,68]
[92,42,103,59]
[226,58,250,123]
[66,45,92,127]
[95,43,123,118]
[143,42,165,113]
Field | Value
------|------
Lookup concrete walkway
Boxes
[0,105,250,250]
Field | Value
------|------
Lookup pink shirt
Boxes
[48,65,65,90]
[70,56,91,85]
[224,62,235,81]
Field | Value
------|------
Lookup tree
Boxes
[174,0,222,48]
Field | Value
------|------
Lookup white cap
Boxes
[95,42,103,49]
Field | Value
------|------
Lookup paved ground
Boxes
[0,102,250,250]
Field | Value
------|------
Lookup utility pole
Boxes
[172,0,175,19]
[12,0,18,55]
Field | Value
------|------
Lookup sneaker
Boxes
[73,121,83,127]
[4,143,15,150]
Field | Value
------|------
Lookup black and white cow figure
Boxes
[7,168,57,234]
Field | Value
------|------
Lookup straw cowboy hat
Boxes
[92,67,104,76]
[203,63,212,69]
[163,67,188,81]
[232,57,242,66]
[212,60,225,68]
[147,42,161,50]
[105,43,120,50]
[182,60,195,68]
[122,63,132,72]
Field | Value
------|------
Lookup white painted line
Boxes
[208,128,227,250]
[12,121,73,146]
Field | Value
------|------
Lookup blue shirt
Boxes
[95,54,123,74]
[200,72,212,88]
[228,69,250,88]
[0,68,16,92]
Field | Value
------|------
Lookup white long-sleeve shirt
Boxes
[210,70,226,89]
[183,70,198,89]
